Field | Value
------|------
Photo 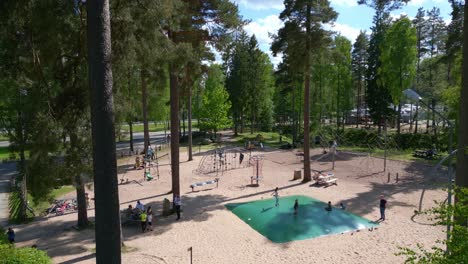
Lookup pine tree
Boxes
[352,31,369,128]
[359,0,410,132]
[412,8,427,133]
[87,0,122,261]
[456,2,468,188]
[272,0,337,182]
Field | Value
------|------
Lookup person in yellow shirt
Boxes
[140,211,147,232]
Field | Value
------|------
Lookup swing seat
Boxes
[145,172,153,181]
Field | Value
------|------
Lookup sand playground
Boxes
[11,146,448,264]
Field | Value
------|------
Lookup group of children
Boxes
[272,187,387,221]
[124,200,154,232]
[137,201,154,232]
[271,187,347,215]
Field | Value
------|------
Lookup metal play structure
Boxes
[194,147,251,176]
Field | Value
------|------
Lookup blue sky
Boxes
[230,0,452,65]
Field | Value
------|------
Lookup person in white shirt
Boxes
[146,206,153,231]
[136,200,145,211]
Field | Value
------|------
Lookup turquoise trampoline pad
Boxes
[225,195,378,243]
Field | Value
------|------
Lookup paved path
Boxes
[0,162,15,227]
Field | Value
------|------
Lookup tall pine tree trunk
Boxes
[169,63,180,197]
[187,86,193,161]
[70,132,88,227]
[128,121,134,152]
[17,108,27,221]
[456,2,468,188]
[432,98,436,137]
[397,103,401,134]
[87,0,121,262]
[141,70,150,154]
[302,3,312,182]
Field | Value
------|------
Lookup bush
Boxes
[0,244,52,264]
[0,227,52,264]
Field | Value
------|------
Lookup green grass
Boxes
[31,185,76,214]
[233,132,292,148]
[0,134,8,141]
[120,121,196,134]
[0,146,30,161]
[0,146,10,160]
[9,185,76,223]
[339,145,446,165]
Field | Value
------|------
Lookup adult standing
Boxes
[379,195,387,221]
[174,195,181,220]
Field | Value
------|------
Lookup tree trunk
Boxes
[250,108,254,134]
[70,132,89,227]
[426,99,430,133]
[234,113,238,136]
[19,147,27,221]
[240,110,244,133]
[187,87,193,161]
[397,103,401,134]
[169,63,180,197]
[182,108,186,137]
[302,3,312,183]
[141,70,149,154]
[87,0,121,262]
[456,2,468,188]
[432,98,436,137]
[292,84,296,145]
[128,121,133,152]
[357,79,361,128]
[414,102,419,134]
[75,173,89,227]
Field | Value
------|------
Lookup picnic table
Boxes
[413,149,438,159]
[312,171,337,186]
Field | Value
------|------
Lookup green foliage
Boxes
[398,187,468,263]
[0,244,51,264]
[379,16,417,104]
[225,33,275,133]
[366,9,394,124]
[199,65,232,133]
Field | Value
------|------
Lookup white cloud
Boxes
[330,0,358,7]
[244,15,283,46]
[408,0,446,7]
[244,15,284,66]
[327,23,362,42]
[231,0,283,10]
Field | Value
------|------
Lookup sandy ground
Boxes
[11,146,448,264]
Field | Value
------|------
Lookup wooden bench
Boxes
[190,178,219,191]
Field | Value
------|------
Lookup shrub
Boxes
[0,244,52,264]
[0,227,52,264]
